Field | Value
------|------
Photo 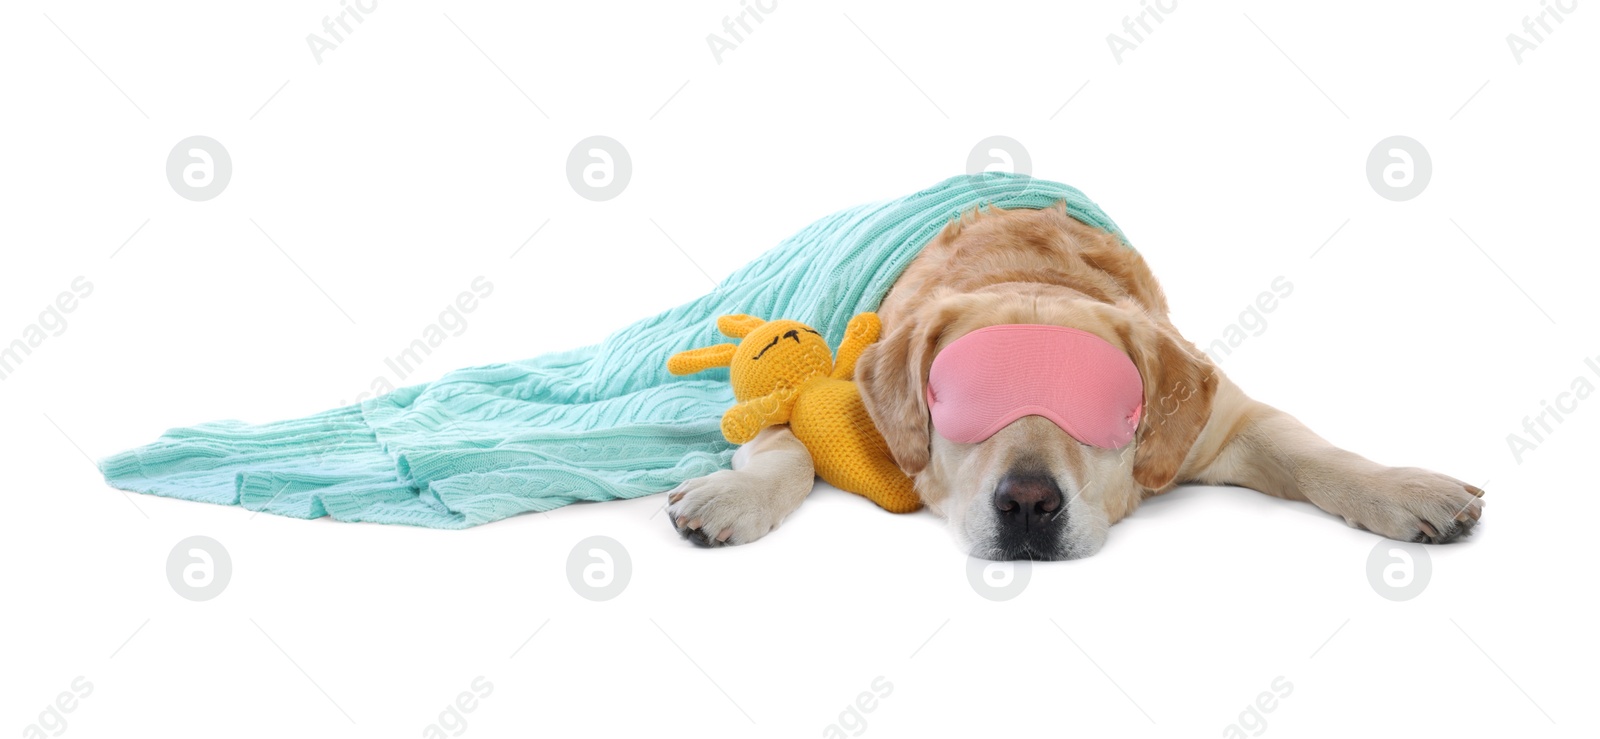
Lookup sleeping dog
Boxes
[665,203,1484,560]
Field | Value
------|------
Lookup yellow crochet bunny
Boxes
[667,313,920,513]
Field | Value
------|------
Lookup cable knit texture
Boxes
[98,174,1125,528]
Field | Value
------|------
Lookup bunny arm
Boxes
[720,386,800,444]
[830,312,882,381]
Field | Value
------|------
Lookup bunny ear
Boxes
[667,343,737,375]
[717,314,767,339]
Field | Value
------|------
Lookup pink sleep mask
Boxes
[925,324,1144,448]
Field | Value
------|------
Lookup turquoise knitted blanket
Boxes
[99,174,1124,528]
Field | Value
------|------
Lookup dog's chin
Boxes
[953,510,1109,562]
[979,542,1068,562]
[971,537,1102,562]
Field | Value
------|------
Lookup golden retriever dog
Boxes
[665,204,1484,559]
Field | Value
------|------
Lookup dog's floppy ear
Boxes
[856,302,957,476]
[1122,313,1218,491]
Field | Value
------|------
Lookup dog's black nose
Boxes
[993,473,1063,521]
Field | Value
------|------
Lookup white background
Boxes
[3,1,1596,737]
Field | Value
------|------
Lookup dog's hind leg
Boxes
[665,425,816,547]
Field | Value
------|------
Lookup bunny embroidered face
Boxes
[668,315,835,402]
[729,319,832,398]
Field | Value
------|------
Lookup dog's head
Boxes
[857,284,1217,560]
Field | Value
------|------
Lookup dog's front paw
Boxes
[664,469,791,548]
[1341,467,1485,544]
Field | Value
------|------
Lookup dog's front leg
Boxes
[665,425,816,547]
[1188,381,1485,543]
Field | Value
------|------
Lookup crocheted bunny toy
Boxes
[667,313,920,513]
